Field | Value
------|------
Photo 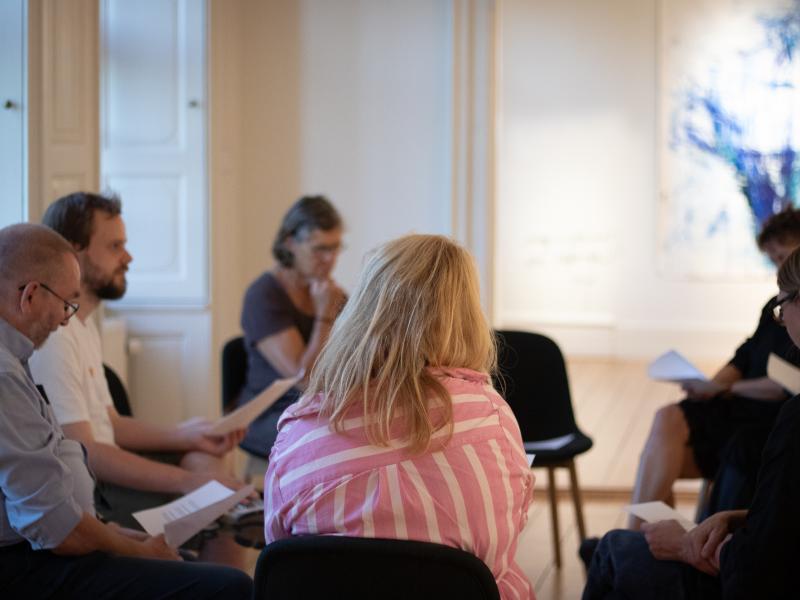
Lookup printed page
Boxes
[623,501,696,531]
[210,375,301,436]
[133,481,255,547]
[647,350,707,383]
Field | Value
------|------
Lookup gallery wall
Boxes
[496,0,778,361]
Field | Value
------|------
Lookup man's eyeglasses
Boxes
[772,290,798,325]
[18,282,80,321]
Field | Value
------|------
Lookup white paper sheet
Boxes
[623,501,696,531]
[523,432,575,452]
[133,481,255,547]
[647,350,707,384]
[210,375,300,436]
[767,353,800,395]
[526,453,536,467]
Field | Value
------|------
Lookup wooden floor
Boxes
[515,497,697,600]
[240,357,713,598]
[561,356,717,495]
[516,356,711,599]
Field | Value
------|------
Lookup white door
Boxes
[100,0,207,306]
[100,0,213,423]
[0,0,27,227]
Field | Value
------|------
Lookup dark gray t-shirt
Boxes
[238,272,315,456]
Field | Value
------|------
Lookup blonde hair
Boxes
[307,234,496,453]
[778,246,800,292]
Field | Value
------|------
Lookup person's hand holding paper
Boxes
[208,374,301,436]
[176,417,247,457]
[680,379,726,401]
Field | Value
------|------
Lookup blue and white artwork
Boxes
[659,0,800,278]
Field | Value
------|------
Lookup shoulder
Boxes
[30,322,81,368]
[244,272,288,307]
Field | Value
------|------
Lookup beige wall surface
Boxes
[496,0,776,361]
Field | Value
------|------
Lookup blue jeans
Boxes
[582,530,720,600]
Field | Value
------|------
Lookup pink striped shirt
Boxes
[264,367,535,600]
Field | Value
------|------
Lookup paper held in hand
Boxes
[623,501,696,532]
[209,374,301,436]
[767,353,800,395]
[133,481,255,547]
[647,350,707,384]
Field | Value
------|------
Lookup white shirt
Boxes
[29,316,116,445]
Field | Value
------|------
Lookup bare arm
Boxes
[256,320,333,380]
[729,377,788,401]
[255,278,345,381]
[682,364,743,400]
[53,512,178,560]
[109,407,244,457]
[711,363,744,388]
[62,421,229,494]
[110,410,192,453]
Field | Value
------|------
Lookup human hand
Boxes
[107,522,149,542]
[139,534,181,561]
[177,417,245,456]
[180,469,250,496]
[681,380,725,400]
[680,512,734,576]
[310,279,346,321]
[642,520,688,563]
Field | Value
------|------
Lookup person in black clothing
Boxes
[628,208,800,528]
[582,244,800,600]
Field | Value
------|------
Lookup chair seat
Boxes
[525,430,593,464]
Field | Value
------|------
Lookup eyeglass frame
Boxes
[772,290,798,325]
[18,282,80,321]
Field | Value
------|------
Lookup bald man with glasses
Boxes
[0,223,252,598]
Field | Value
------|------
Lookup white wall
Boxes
[496,0,776,361]
[238,0,455,294]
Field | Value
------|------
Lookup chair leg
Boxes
[567,459,587,541]
[547,466,562,568]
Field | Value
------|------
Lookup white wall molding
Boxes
[28,0,99,221]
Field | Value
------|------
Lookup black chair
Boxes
[222,336,247,413]
[494,330,593,568]
[254,536,501,600]
[103,363,132,417]
[221,335,270,479]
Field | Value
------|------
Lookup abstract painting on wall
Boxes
[659,0,800,278]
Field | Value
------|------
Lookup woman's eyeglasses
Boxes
[772,290,798,325]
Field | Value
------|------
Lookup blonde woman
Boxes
[264,234,535,599]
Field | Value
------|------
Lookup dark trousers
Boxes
[582,530,720,600]
[0,542,252,600]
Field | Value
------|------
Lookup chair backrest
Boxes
[222,336,248,412]
[254,536,501,600]
[494,330,579,442]
[103,363,132,417]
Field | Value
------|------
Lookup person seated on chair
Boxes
[627,208,800,529]
[582,244,800,600]
[29,192,249,568]
[263,234,535,600]
[239,195,346,458]
[0,223,252,599]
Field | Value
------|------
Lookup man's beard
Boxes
[95,278,127,300]
[83,259,127,300]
